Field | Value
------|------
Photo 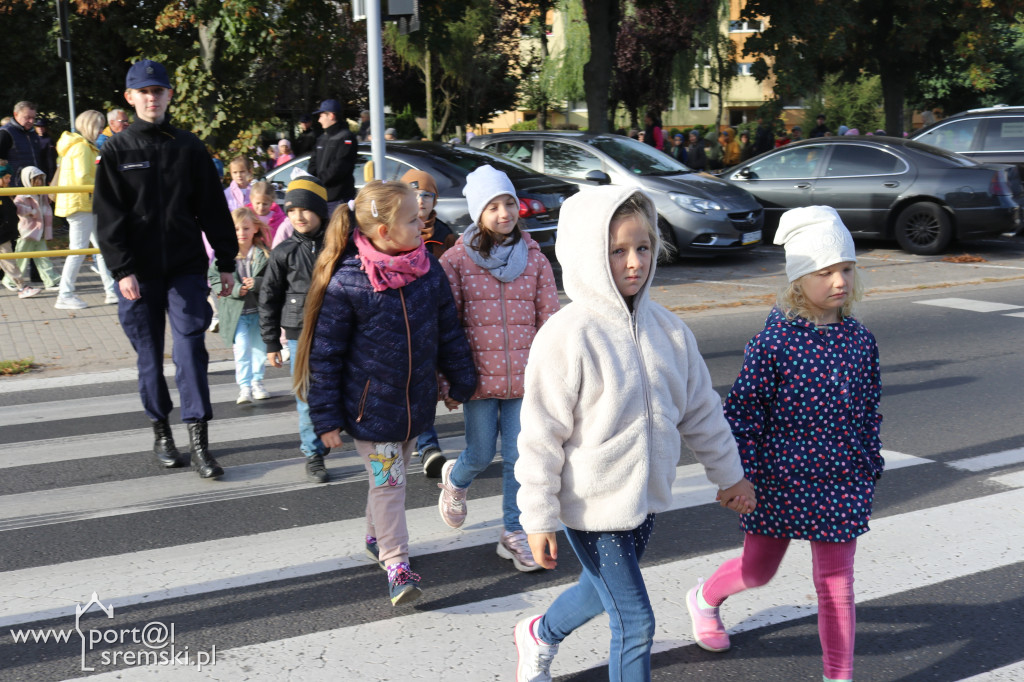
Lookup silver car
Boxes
[470,131,763,255]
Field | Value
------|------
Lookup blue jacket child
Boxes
[293,180,476,607]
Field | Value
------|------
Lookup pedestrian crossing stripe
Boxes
[914,297,1023,313]
[59,483,1024,681]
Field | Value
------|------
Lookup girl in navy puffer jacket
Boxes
[294,180,477,607]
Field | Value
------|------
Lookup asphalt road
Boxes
[0,261,1022,680]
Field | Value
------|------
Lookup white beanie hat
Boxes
[463,165,518,225]
[774,206,857,282]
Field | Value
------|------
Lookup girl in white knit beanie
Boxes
[686,205,884,682]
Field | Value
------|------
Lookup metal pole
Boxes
[56,0,77,130]
[366,0,386,180]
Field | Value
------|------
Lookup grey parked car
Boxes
[719,136,1024,255]
[470,131,764,255]
[908,105,1024,174]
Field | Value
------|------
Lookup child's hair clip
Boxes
[371,199,379,218]
[347,199,356,212]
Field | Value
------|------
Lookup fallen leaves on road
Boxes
[942,254,988,263]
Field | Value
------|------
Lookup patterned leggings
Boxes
[702,533,857,680]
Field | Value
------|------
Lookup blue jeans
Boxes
[416,425,440,453]
[288,339,327,458]
[233,313,267,387]
[117,273,212,423]
[449,398,523,531]
[538,515,657,682]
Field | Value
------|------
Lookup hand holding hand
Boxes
[320,429,343,449]
[527,532,558,570]
[717,478,757,514]
[443,397,461,411]
[267,351,283,368]
[242,276,255,289]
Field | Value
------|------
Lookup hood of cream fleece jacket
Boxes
[515,186,745,533]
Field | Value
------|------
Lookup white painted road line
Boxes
[0,360,237,392]
[956,661,1024,681]
[880,449,929,470]
[947,447,1024,472]
[0,377,296,427]
[0,461,794,627]
[65,480,1024,682]
[914,298,1024,313]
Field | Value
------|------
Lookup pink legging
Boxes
[702,533,857,680]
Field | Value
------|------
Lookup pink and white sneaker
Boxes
[686,578,731,652]
[514,615,558,682]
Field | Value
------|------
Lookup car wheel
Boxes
[894,202,953,255]
[657,217,678,263]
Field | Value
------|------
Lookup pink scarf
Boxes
[354,231,431,292]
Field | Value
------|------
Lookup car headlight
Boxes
[670,193,722,213]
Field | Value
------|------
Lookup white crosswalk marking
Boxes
[914,297,1023,313]
[0,365,1020,682]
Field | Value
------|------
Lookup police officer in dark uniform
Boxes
[308,99,358,218]
[94,59,238,479]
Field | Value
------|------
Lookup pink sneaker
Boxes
[437,460,467,528]
[686,579,730,652]
[17,286,40,299]
[497,529,542,572]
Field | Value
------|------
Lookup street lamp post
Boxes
[56,0,77,131]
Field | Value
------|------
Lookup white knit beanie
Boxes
[463,165,518,225]
[774,206,857,282]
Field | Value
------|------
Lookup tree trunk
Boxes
[425,49,434,140]
[880,68,906,138]
[582,0,619,133]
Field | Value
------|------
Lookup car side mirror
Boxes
[584,170,612,185]
[736,167,752,179]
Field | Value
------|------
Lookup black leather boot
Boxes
[152,419,184,468]
[187,421,224,479]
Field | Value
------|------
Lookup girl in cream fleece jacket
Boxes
[512,187,755,682]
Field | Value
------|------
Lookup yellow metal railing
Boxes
[0,185,99,260]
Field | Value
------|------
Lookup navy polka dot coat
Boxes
[725,308,884,543]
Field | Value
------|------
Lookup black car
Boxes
[908,106,1024,174]
[469,131,765,256]
[719,136,1024,255]
[264,142,579,259]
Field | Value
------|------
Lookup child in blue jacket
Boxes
[294,180,477,607]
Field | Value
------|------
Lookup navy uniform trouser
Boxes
[117,272,214,423]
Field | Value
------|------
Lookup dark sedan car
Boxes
[719,137,1024,254]
[469,131,764,256]
[264,142,578,259]
[908,106,1024,175]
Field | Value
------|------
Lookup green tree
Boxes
[741,0,1024,136]
[686,0,735,132]
[388,0,519,140]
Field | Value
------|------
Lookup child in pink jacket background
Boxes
[437,165,560,573]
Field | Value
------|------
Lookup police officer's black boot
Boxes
[187,421,224,479]
[152,419,184,468]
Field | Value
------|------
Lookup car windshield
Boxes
[586,135,692,176]
[414,144,540,181]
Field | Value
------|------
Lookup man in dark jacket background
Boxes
[0,102,42,187]
[93,59,238,480]
[309,99,358,218]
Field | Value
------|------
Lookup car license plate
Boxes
[742,230,761,245]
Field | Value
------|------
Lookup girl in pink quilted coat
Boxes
[437,165,560,573]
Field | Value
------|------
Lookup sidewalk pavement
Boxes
[0,267,233,377]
